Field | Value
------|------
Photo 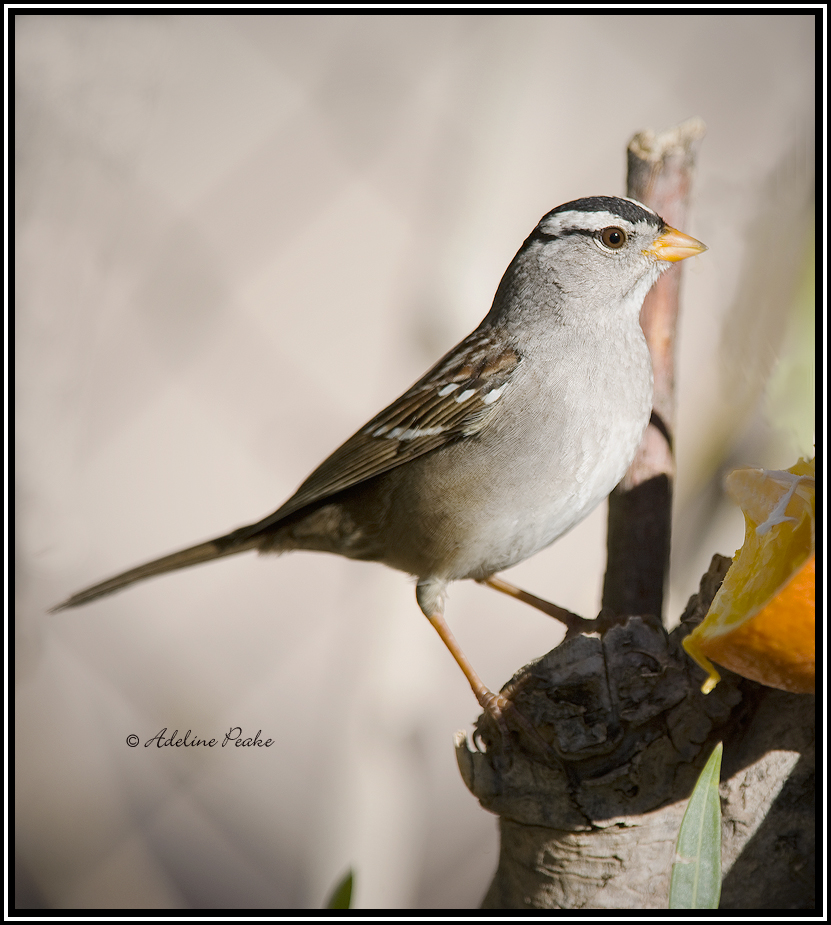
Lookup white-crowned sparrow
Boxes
[53,196,706,725]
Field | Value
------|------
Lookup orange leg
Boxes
[480,575,594,635]
[425,609,554,757]
[426,609,508,715]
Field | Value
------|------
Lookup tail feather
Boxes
[50,533,261,612]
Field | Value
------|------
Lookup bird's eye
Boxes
[600,226,627,249]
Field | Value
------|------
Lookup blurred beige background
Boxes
[16,14,814,910]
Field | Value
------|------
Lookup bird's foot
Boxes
[473,687,555,764]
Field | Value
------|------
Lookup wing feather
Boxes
[239,329,521,538]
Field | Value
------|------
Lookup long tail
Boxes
[50,530,262,612]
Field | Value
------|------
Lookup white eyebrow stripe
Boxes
[540,211,628,235]
[539,207,658,238]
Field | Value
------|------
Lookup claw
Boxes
[424,605,557,762]
[476,687,556,761]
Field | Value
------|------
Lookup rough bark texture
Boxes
[459,121,815,910]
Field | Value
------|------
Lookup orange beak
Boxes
[645,226,708,263]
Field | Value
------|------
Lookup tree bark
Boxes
[458,121,815,910]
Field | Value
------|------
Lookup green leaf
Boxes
[669,742,723,909]
[325,869,354,910]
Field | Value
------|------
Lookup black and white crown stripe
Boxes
[532,196,665,242]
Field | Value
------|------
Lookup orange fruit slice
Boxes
[683,456,815,694]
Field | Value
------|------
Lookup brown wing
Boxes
[240,329,521,537]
